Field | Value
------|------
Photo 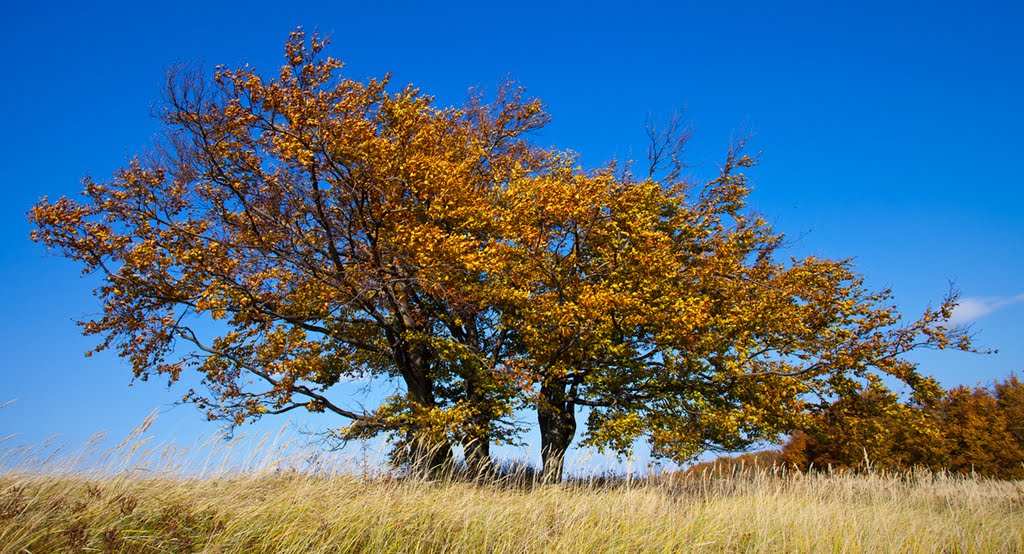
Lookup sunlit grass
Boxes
[1,412,1022,553]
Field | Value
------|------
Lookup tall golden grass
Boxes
[1,411,1022,553]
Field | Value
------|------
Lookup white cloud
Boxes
[949,294,1024,324]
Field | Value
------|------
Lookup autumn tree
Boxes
[779,377,948,471]
[487,118,977,480]
[996,375,1024,447]
[939,377,1024,478]
[31,30,978,480]
[30,30,549,473]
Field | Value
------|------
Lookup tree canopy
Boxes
[30,30,978,480]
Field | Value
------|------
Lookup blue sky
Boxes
[1,0,1021,468]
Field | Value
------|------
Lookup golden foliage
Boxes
[783,375,1024,478]
[30,29,979,477]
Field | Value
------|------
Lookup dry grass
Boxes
[1,416,1022,552]
[3,468,1022,553]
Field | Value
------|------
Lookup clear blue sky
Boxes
[1,0,1021,468]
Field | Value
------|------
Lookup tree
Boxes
[783,375,1024,478]
[30,30,546,473]
[31,30,977,480]
[940,378,1024,478]
[487,120,977,480]
[779,377,948,471]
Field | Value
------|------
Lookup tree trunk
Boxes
[405,433,455,478]
[538,379,577,483]
[396,339,455,477]
[464,438,492,479]
[461,357,497,479]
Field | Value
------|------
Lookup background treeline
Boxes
[693,375,1024,479]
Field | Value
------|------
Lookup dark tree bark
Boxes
[538,379,577,483]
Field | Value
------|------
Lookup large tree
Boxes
[30,30,546,473]
[490,124,978,481]
[31,31,977,480]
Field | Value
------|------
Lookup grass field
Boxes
[2,416,1022,552]
[3,463,1023,552]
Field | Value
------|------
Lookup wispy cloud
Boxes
[949,294,1024,324]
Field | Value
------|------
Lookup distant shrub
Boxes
[682,450,793,478]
